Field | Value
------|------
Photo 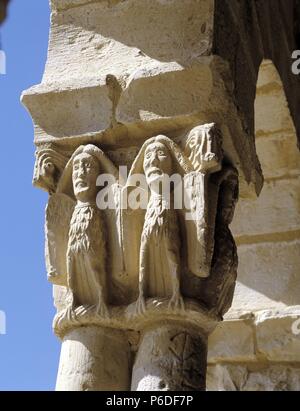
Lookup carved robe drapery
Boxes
[67,204,106,308]
[140,194,180,298]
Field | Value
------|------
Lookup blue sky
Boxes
[0,1,60,390]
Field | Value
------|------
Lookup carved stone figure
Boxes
[124,135,209,313]
[201,166,239,316]
[33,145,70,194]
[67,146,108,317]
[45,144,120,318]
[121,131,226,315]
[183,123,223,173]
[138,138,184,312]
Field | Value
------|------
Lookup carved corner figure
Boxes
[202,166,239,317]
[181,123,224,280]
[33,145,71,194]
[45,144,119,319]
[183,123,223,174]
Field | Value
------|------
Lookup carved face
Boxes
[72,152,100,203]
[143,142,172,187]
[33,153,57,194]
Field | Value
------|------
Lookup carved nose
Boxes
[149,154,159,166]
[77,167,85,176]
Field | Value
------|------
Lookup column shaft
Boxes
[56,326,131,391]
[132,323,207,391]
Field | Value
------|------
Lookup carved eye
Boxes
[188,135,197,147]
[158,150,166,157]
[45,162,54,171]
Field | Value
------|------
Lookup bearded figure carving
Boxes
[137,138,184,313]
[122,135,216,314]
[45,144,119,319]
[66,146,108,317]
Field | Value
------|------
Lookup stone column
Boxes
[132,322,208,391]
[22,0,300,391]
[56,326,131,391]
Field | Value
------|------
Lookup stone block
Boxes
[255,311,300,362]
[208,320,255,363]
[47,0,214,82]
[207,364,300,391]
[230,241,300,312]
[255,86,295,137]
[231,177,300,238]
[255,133,300,180]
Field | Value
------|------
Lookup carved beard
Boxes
[142,195,177,238]
[68,204,99,253]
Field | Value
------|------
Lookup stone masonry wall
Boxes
[207,60,300,391]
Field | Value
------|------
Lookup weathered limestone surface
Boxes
[208,320,255,363]
[56,326,131,391]
[232,179,300,237]
[255,311,300,362]
[22,0,300,391]
[229,61,300,314]
[23,0,265,197]
[207,364,300,391]
[230,241,300,311]
[132,323,208,391]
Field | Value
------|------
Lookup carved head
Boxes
[184,124,223,173]
[126,135,193,193]
[33,154,56,193]
[57,144,119,200]
[143,141,173,186]
[72,151,100,203]
[33,147,69,194]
